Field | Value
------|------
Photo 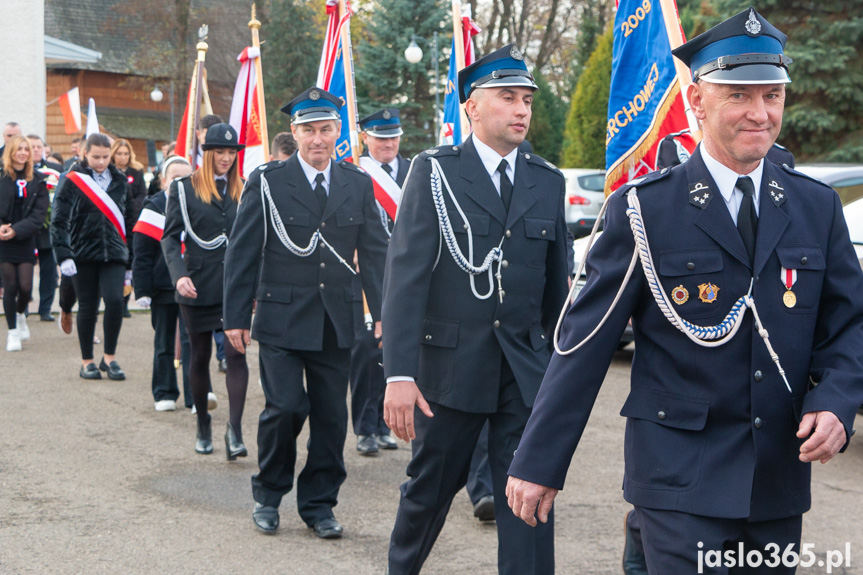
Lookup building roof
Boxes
[97,108,173,142]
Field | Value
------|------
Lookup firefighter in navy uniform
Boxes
[382,45,569,574]
[223,87,388,539]
[507,9,863,574]
[350,108,409,455]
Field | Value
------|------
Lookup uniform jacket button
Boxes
[687,262,695,270]
[501,260,509,268]
[541,229,547,237]
[505,230,511,238]
[800,256,808,265]
[463,223,469,230]
[319,283,325,289]
[657,411,666,420]
[321,221,326,228]
[320,262,326,269]
[425,334,432,341]
[288,216,294,222]
[754,417,762,429]
[349,217,354,222]
[754,370,763,381]
[493,320,500,328]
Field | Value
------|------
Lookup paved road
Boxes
[1,313,861,574]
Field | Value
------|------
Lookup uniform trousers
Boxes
[349,298,388,436]
[465,422,493,504]
[635,507,803,574]
[388,359,554,575]
[252,313,350,526]
[150,294,182,402]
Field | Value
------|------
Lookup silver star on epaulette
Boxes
[697,196,706,204]
[703,193,709,199]
[777,193,784,199]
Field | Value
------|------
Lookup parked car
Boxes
[795,164,863,206]
[561,169,606,238]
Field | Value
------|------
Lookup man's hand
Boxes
[798,410,846,463]
[226,329,251,354]
[506,476,558,527]
[383,380,434,442]
[176,277,197,299]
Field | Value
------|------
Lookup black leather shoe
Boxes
[99,358,126,381]
[376,433,398,450]
[473,495,495,522]
[622,510,649,575]
[218,358,228,373]
[312,517,343,539]
[195,414,213,454]
[253,503,279,534]
[225,422,248,460]
[357,435,379,455]
[40,313,55,322]
[79,363,102,380]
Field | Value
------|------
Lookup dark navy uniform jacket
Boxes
[382,136,570,414]
[509,147,863,521]
[223,154,388,351]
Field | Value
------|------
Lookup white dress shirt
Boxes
[298,153,332,195]
[700,144,764,225]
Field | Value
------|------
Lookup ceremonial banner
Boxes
[85,98,100,137]
[316,0,354,162]
[174,77,196,164]
[605,0,694,192]
[59,88,82,135]
[230,47,266,178]
[441,10,480,145]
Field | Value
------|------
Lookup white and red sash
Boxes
[359,156,402,220]
[67,171,126,241]
[132,206,166,241]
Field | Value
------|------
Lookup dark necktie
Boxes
[736,176,757,266]
[381,163,395,180]
[314,173,328,212]
[215,179,227,196]
[497,160,513,212]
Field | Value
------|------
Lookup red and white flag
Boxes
[229,46,266,178]
[174,77,196,166]
[132,206,166,241]
[59,87,82,135]
[359,157,401,220]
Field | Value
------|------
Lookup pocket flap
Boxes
[284,212,310,227]
[529,322,549,351]
[453,211,490,236]
[256,283,292,303]
[337,210,364,227]
[776,246,826,271]
[420,317,459,348]
[659,247,723,277]
[524,217,556,241]
[620,388,710,431]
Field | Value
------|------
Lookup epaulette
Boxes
[420,145,460,160]
[615,166,673,196]
[778,164,835,191]
[337,159,368,174]
[254,159,285,174]
[523,152,562,175]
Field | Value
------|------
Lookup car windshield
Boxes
[833,177,863,206]
[578,174,605,192]
[844,198,863,245]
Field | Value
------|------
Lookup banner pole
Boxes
[189,26,209,163]
[451,1,469,138]
[249,4,270,159]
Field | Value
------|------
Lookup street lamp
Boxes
[404,33,440,141]
[150,81,176,140]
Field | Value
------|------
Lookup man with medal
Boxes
[506,9,863,573]
[223,87,388,539]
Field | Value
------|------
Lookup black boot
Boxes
[225,422,248,460]
[195,414,213,454]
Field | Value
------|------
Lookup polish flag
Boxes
[229,46,266,178]
[174,77,195,164]
[58,87,82,134]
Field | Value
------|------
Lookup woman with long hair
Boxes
[162,124,249,457]
[0,136,49,351]
[51,133,136,379]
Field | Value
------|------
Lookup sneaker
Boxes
[208,392,218,410]
[16,314,30,341]
[6,329,22,352]
[155,399,177,412]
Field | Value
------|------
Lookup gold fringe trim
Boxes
[605,81,681,195]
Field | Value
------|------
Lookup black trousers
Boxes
[465,422,493,504]
[388,361,554,575]
[635,507,803,574]
[150,298,181,402]
[71,262,125,359]
[37,248,57,316]
[252,314,350,526]
[349,300,388,436]
[58,274,76,313]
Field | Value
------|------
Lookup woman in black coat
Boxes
[162,124,249,458]
[51,133,136,380]
[0,136,49,351]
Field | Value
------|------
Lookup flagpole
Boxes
[190,25,209,163]
[249,4,270,159]
[451,1,469,139]
[659,0,701,140]
[338,0,361,162]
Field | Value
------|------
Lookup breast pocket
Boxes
[337,210,364,227]
[253,284,292,339]
[775,245,825,313]
[523,217,555,269]
[658,247,725,319]
[452,211,490,236]
[283,212,310,227]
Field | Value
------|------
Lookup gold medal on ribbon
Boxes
[783,290,796,308]
[781,267,797,308]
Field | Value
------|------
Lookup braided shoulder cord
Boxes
[177,181,228,250]
[429,157,504,301]
[259,174,356,275]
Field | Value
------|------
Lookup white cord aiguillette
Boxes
[177,181,229,250]
[554,187,791,393]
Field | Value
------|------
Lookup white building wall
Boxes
[0,0,45,136]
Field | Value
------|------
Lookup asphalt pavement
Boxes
[1,311,861,574]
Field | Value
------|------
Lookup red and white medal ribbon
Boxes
[16,179,27,198]
[781,267,797,290]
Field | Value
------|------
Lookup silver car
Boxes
[561,169,606,238]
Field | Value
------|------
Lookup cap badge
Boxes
[225,131,232,141]
[382,110,391,120]
[671,285,689,305]
[510,46,524,61]
[745,9,762,36]
[309,89,320,101]
[698,283,719,303]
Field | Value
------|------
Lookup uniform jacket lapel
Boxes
[687,148,752,269]
[753,161,790,276]
[285,154,323,218]
[505,152,538,228]
[460,137,507,226]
